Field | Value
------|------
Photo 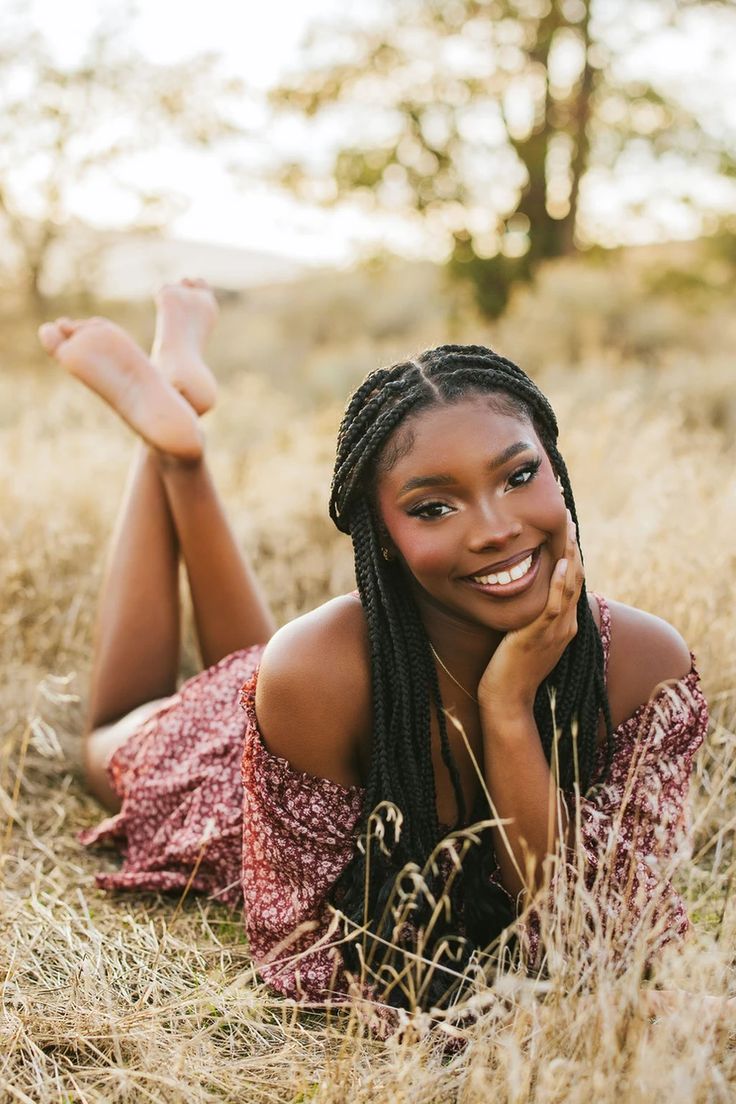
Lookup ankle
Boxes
[153,446,205,474]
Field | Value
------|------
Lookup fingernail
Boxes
[557,559,568,574]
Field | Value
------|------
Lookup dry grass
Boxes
[2,242,736,1100]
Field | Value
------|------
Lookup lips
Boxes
[461,545,543,597]
[462,545,541,579]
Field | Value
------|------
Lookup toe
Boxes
[38,322,64,354]
[155,283,178,301]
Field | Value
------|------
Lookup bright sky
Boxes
[18,0,736,266]
[24,0,376,264]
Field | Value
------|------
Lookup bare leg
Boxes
[155,452,276,670]
[84,448,276,809]
[83,446,275,811]
[83,442,182,807]
[39,295,276,809]
[149,279,276,668]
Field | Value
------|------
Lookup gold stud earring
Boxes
[381,546,392,561]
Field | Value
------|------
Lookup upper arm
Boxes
[605,600,694,729]
[254,594,371,789]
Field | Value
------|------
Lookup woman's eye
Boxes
[507,458,542,489]
[408,501,453,519]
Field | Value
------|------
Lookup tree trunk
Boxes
[27,260,49,318]
[561,0,594,255]
[510,3,567,265]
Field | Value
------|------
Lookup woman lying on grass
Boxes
[38,282,709,1014]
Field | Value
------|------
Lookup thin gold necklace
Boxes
[429,642,479,705]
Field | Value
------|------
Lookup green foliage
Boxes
[705,226,736,268]
[449,231,532,317]
[268,0,736,316]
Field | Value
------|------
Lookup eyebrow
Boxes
[397,440,537,497]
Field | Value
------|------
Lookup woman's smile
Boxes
[460,543,544,597]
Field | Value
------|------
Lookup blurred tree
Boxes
[0,11,244,311]
[269,0,736,315]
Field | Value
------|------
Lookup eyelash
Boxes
[407,458,543,520]
[508,456,542,488]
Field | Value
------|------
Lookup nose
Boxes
[466,497,523,553]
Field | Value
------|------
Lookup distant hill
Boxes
[40,226,309,300]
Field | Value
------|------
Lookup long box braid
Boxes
[328,344,614,1006]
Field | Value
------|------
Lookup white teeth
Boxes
[472,552,534,587]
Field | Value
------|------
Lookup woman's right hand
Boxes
[477,509,582,714]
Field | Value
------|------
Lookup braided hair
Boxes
[328,344,614,1008]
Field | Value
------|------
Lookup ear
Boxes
[375,515,398,561]
[380,535,398,561]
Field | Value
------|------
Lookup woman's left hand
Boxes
[477,509,584,716]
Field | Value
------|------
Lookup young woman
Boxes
[38,283,708,1010]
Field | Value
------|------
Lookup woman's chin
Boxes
[460,582,549,632]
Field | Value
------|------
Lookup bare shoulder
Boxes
[254,593,371,787]
[604,597,694,728]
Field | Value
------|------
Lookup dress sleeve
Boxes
[522,657,709,969]
[239,670,365,1002]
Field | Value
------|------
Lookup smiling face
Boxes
[374,394,568,636]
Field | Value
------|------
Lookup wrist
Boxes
[477,683,536,718]
[479,701,537,744]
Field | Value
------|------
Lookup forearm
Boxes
[480,707,570,901]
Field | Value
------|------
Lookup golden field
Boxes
[1,241,736,1101]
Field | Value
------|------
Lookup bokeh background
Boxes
[2,1,736,1100]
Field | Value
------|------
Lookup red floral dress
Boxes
[80,594,709,1000]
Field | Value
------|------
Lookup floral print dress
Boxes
[80,594,709,1000]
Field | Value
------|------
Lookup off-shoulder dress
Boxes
[79,593,709,1000]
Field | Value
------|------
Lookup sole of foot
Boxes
[38,316,204,461]
[151,278,219,416]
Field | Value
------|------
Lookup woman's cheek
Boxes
[530,471,567,530]
[531,484,568,555]
[389,517,453,575]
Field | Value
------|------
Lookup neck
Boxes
[409,581,503,688]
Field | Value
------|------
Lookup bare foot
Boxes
[151,278,219,415]
[38,316,203,461]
